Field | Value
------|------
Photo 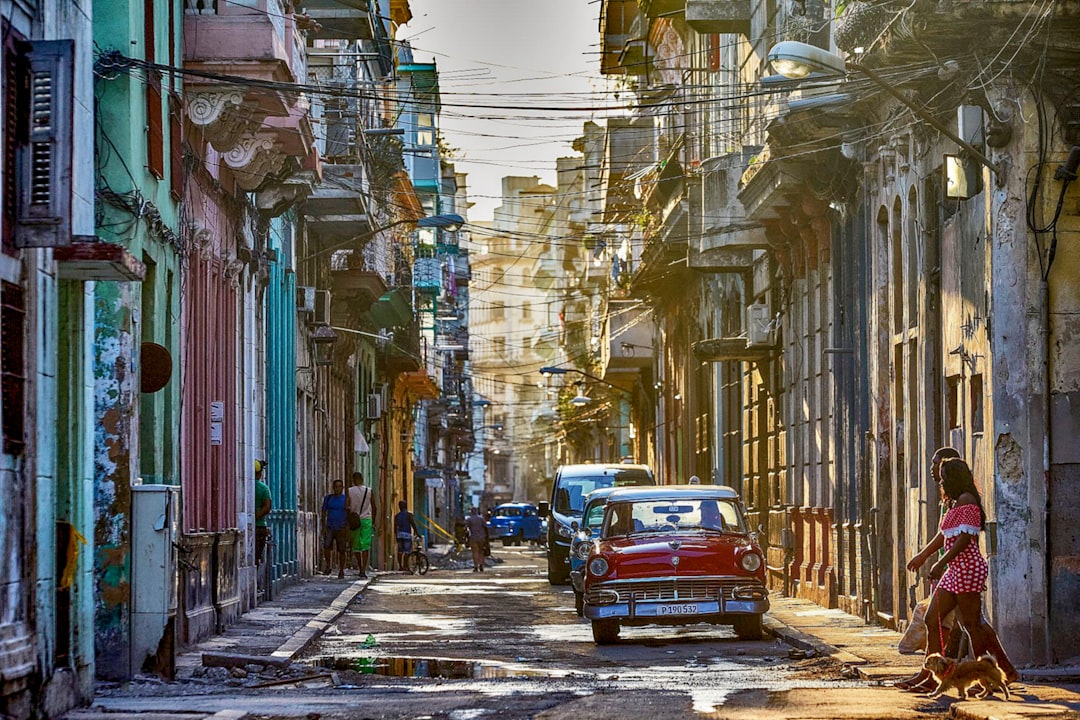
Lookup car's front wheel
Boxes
[547,546,570,585]
[591,619,619,644]
[733,614,763,640]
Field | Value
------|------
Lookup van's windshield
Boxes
[553,470,653,515]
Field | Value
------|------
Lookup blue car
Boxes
[487,503,543,546]
[569,488,619,615]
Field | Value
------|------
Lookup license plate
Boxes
[658,603,699,615]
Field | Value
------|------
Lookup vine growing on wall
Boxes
[367,135,404,202]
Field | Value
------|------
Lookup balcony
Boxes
[688,151,768,272]
[185,1,316,189]
[385,320,423,373]
[332,268,388,312]
[599,0,641,76]
[413,257,443,295]
[639,0,685,17]
[369,288,413,329]
[685,0,752,35]
[305,163,371,242]
[605,302,652,373]
[299,0,375,40]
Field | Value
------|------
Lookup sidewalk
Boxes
[765,595,1080,720]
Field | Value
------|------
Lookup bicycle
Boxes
[405,535,430,575]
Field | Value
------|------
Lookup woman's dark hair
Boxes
[939,458,986,530]
[398,500,408,511]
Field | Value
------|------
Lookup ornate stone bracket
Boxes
[224,132,288,190]
[186,90,267,154]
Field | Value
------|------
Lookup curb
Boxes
[269,577,371,661]
[763,616,867,666]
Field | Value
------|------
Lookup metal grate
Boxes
[586,577,762,605]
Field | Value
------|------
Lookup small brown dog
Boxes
[923,653,1011,700]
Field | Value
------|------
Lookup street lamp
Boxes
[539,366,631,394]
[300,212,465,264]
[766,41,1002,178]
[310,325,338,366]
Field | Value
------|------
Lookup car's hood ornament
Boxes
[668,540,682,551]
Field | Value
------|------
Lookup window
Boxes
[1,281,26,455]
[145,0,164,179]
[521,301,531,320]
[2,25,23,256]
[971,374,984,433]
[491,301,505,320]
[417,112,434,147]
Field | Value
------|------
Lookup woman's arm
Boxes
[928,532,973,580]
[907,532,944,571]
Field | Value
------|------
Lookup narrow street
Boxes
[83,546,957,720]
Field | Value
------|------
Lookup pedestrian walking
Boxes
[465,506,489,572]
[393,500,420,572]
[347,471,375,578]
[907,457,1018,684]
[896,447,964,691]
[254,460,272,565]
[321,480,350,579]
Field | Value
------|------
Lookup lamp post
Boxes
[766,41,1002,178]
[300,212,465,264]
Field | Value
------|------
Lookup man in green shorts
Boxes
[347,471,375,577]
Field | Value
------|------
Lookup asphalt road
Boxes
[291,544,949,720]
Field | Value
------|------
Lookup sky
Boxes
[400,0,609,220]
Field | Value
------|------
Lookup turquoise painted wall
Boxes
[92,0,183,679]
[266,218,298,579]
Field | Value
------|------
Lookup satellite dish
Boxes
[140,342,172,393]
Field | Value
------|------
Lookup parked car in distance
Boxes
[540,463,655,585]
[486,502,543,546]
[569,487,619,615]
[582,485,769,645]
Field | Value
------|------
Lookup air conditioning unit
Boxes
[313,290,331,326]
[366,393,383,420]
[296,286,316,313]
[747,303,774,346]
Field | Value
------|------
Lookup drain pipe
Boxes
[1041,279,1052,665]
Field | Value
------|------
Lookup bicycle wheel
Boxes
[413,552,429,575]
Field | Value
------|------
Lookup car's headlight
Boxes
[557,525,573,538]
[574,541,594,561]
[588,557,609,576]
[740,551,762,572]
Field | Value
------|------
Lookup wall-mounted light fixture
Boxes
[311,325,338,366]
[766,41,1003,180]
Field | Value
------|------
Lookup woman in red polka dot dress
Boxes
[908,457,1018,683]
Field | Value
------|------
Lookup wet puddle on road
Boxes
[312,655,565,679]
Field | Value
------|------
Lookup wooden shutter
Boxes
[15,40,74,248]
[1,281,25,455]
[169,93,183,200]
[145,0,164,179]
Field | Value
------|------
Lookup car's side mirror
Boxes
[538,501,549,518]
[571,521,579,532]
[585,527,593,538]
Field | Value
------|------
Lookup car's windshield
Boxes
[553,470,653,515]
[494,507,522,518]
[602,498,745,537]
[582,501,607,530]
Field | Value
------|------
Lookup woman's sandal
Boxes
[894,672,929,690]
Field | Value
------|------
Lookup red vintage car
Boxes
[582,485,769,644]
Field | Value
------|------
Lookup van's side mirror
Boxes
[538,501,549,518]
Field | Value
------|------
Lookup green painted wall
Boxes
[92,0,182,679]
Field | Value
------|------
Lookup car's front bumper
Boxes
[582,576,769,621]
[570,569,584,593]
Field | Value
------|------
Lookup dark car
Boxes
[486,502,543,546]
[582,485,769,644]
[540,463,655,585]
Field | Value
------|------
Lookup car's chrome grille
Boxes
[586,577,764,605]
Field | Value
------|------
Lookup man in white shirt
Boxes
[347,471,376,577]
